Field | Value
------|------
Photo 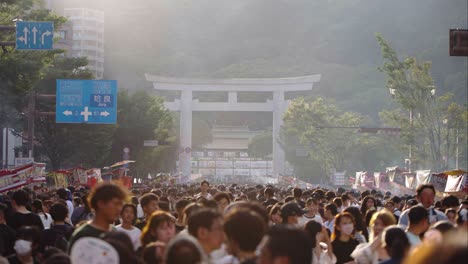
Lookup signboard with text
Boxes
[56,80,117,124]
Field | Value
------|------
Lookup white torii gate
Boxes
[145,74,321,182]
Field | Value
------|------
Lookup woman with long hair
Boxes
[305,220,337,264]
[141,210,176,249]
[360,196,377,218]
[32,199,53,229]
[351,210,397,264]
[344,206,367,244]
[331,212,359,264]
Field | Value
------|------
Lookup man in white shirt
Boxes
[398,184,447,227]
[405,205,429,248]
[298,197,323,228]
[196,180,213,200]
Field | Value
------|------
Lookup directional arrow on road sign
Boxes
[63,110,72,116]
[32,27,37,44]
[41,31,51,44]
[100,111,110,117]
[16,21,54,50]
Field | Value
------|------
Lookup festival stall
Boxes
[0,163,46,193]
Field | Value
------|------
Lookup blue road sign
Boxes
[56,80,118,124]
[16,21,54,50]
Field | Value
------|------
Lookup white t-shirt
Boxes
[116,225,142,251]
[66,200,74,216]
[39,213,53,229]
[298,213,323,228]
[137,204,144,219]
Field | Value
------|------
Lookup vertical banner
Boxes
[415,170,431,187]
[445,173,467,193]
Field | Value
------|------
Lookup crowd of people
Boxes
[0,180,466,264]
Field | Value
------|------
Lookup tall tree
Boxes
[376,33,467,171]
[107,90,175,176]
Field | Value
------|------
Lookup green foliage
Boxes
[376,34,467,171]
[248,131,272,158]
[107,90,175,176]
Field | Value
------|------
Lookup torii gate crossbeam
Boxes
[145,74,321,182]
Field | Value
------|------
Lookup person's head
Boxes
[182,202,203,226]
[102,231,138,264]
[280,202,304,225]
[12,189,29,208]
[56,188,68,200]
[264,187,274,198]
[456,207,467,227]
[120,203,137,225]
[304,220,327,248]
[408,205,430,234]
[445,208,457,224]
[382,225,410,260]
[31,199,44,213]
[200,180,210,193]
[269,203,283,225]
[416,184,436,209]
[141,210,176,246]
[391,196,402,210]
[49,202,68,223]
[305,198,318,213]
[88,183,127,224]
[257,225,312,264]
[140,193,160,218]
[333,197,343,209]
[442,195,459,210]
[324,203,338,221]
[14,226,41,258]
[292,188,302,199]
[325,191,336,202]
[343,206,365,232]
[187,208,224,254]
[341,194,351,207]
[332,212,355,240]
[369,210,396,241]
[224,209,267,257]
[384,200,395,212]
[175,199,191,220]
[164,234,203,264]
[214,192,231,213]
[360,195,377,215]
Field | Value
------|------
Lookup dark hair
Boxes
[142,243,162,264]
[121,203,137,219]
[224,209,266,252]
[391,196,402,204]
[12,189,29,206]
[187,209,221,239]
[200,180,209,186]
[264,187,274,197]
[442,195,460,209]
[17,226,41,249]
[165,238,202,264]
[408,205,429,225]
[32,199,48,220]
[333,197,343,208]
[175,199,191,212]
[0,202,7,216]
[304,220,322,248]
[306,198,318,206]
[130,196,139,205]
[292,188,303,198]
[49,202,68,222]
[325,203,338,216]
[141,210,176,247]
[431,220,455,234]
[266,225,312,264]
[383,226,410,259]
[416,184,436,197]
[341,194,350,202]
[214,192,231,203]
[43,252,71,264]
[360,196,377,216]
[140,193,159,209]
[102,231,140,264]
[88,183,127,211]
[344,206,365,233]
[56,188,68,200]
[332,212,356,241]
[325,191,335,201]
[158,201,170,212]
